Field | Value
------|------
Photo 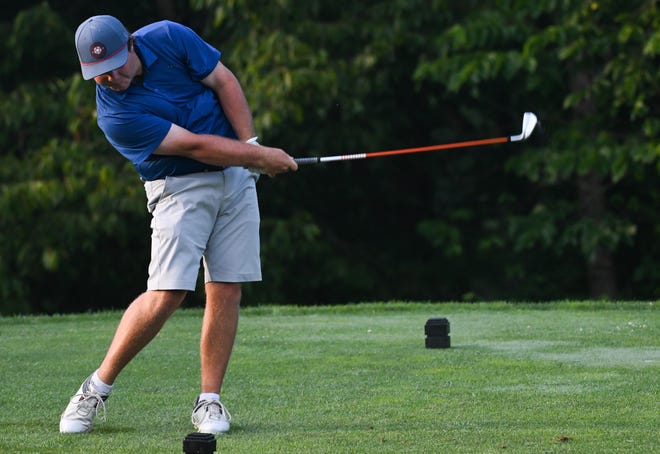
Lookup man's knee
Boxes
[205,282,241,305]
[140,289,187,315]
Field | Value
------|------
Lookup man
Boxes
[60,15,297,435]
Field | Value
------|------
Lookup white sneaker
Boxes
[59,376,108,433]
[191,398,231,434]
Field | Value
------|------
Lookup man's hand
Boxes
[246,137,297,177]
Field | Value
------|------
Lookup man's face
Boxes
[93,53,138,91]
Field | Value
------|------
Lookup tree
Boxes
[0,5,149,313]
[2,1,659,314]
[415,0,660,299]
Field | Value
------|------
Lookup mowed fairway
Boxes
[0,302,657,453]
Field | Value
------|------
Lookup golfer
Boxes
[60,15,297,434]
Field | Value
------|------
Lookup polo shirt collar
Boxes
[103,41,157,100]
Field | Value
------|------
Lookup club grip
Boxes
[294,157,321,165]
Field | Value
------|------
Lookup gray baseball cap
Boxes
[75,15,129,80]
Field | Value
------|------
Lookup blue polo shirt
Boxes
[96,21,236,181]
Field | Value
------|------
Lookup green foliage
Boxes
[257,211,377,303]
[414,0,660,298]
[0,79,149,313]
[0,5,150,313]
[2,1,660,313]
[0,2,74,90]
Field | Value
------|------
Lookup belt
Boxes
[202,165,225,173]
[140,165,225,182]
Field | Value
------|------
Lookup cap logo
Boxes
[90,42,107,60]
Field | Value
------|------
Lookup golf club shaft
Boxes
[294,136,509,166]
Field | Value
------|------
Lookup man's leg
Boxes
[200,282,241,393]
[191,282,240,435]
[192,168,258,434]
[60,290,186,433]
[98,289,187,384]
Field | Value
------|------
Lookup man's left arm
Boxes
[201,61,256,142]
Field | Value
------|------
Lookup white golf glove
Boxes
[245,136,264,174]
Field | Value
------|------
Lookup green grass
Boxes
[0,301,658,453]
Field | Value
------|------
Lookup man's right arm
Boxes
[153,123,297,176]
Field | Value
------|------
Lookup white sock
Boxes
[90,370,114,396]
[199,392,220,402]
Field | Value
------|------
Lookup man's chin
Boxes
[108,84,129,92]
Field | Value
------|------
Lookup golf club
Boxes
[294,112,538,166]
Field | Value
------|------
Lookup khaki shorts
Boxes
[143,167,261,290]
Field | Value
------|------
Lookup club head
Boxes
[509,112,538,142]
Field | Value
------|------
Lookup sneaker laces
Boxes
[72,386,107,422]
[192,400,231,426]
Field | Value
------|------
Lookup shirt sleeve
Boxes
[165,21,221,80]
[98,108,172,165]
